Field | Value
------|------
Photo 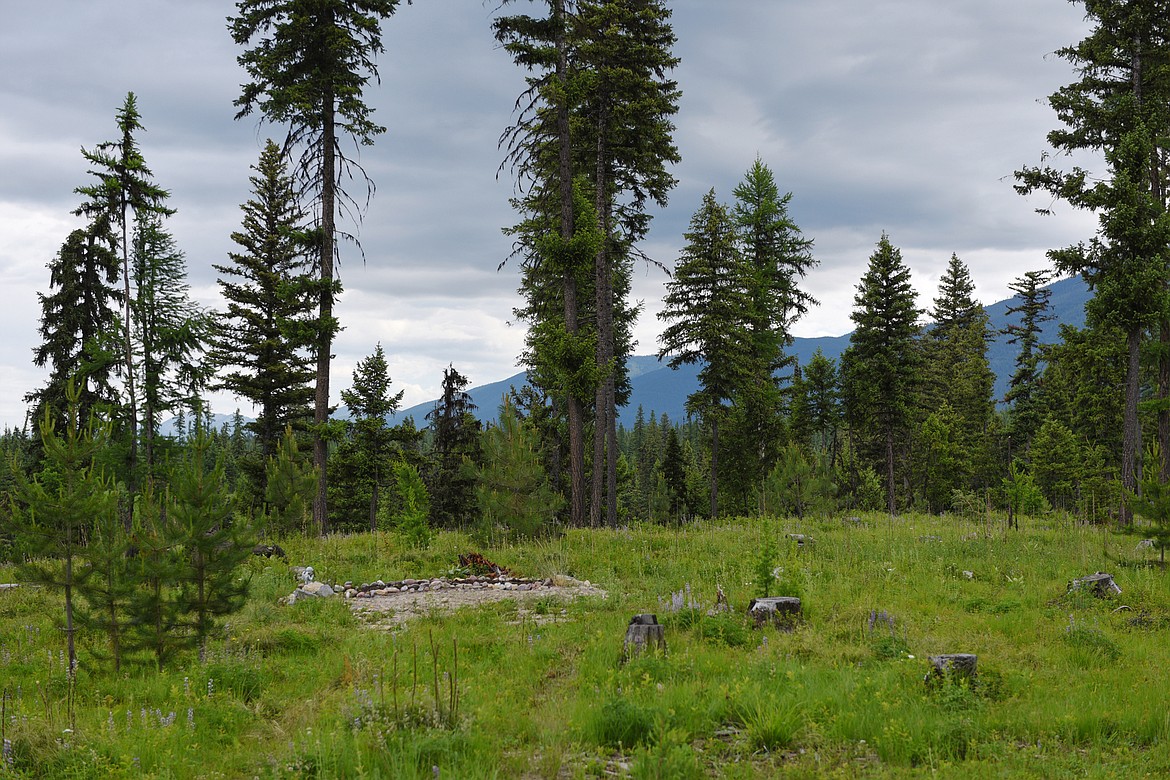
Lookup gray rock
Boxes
[299,581,334,598]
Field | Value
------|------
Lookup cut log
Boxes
[748,596,802,630]
[925,654,977,687]
[1069,572,1121,597]
[622,614,666,662]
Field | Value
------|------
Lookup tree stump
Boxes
[925,654,977,687]
[748,597,802,630]
[622,614,666,662]
[1069,572,1121,597]
[786,533,813,548]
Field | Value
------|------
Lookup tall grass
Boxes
[3,512,1170,776]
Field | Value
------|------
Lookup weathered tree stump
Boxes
[925,654,977,687]
[748,597,802,630]
[1069,572,1121,597]
[786,533,813,547]
[252,543,287,559]
[622,614,666,662]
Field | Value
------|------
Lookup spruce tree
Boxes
[725,159,818,509]
[335,343,403,530]
[658,189,751,517]
[574,0,681,527]
[840,234,922,514]
[27,226,122,431]
[1002,269,1055,454]
[426,366,482,527]
[263,426,317,537]
[917,254,994,502]
[212,140,316,491]
[231,0,408,534]
[801,349,841,461]
[496,0,592,527]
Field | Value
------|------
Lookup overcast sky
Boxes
[0,0,1099,430]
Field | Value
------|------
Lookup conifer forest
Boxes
[4,2,1170,777]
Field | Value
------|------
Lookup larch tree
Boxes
[230,0,409,535]
[74,92,174,485]
[130,214,209,473]
[495,0,592,526]
[840,233,922,515]
[211,140,317,493]
[573,0,680,527]
[658,189,751,518]
[1015,0,1170,523]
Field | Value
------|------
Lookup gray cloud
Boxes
[0,0,1099,427]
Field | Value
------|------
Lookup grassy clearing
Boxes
[2,513,1170,777]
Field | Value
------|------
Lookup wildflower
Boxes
[187,708,195,731]
[207,678,215,698]
[3,738,13,767]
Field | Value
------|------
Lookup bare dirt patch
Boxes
[349,576,607,626]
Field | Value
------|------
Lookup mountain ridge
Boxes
[393,274,1090,426]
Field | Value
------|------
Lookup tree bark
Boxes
[1121,326,1141,525]
[710,416,719,518]
[593,101,615,527]
[886,426,896,515]
[554,0,585,528]
[313,85,336,537]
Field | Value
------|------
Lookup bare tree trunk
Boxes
[886,427,896,516]
[313,88,337,537]
[1121,326,1141,525]
[555,0,586,528]
[710,417,719,518]
[120,205,138,506]
[593,103,616,527]
[1161,321,1170,482]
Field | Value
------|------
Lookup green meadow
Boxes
[3,513,1169,778]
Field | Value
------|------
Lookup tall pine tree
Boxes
[1003,269,1055,454]
[1015,0,1170,523]
[74,92,174,486]
[231,0,408,534]
[212,140,317,493]
[840,234,922,514]
[658,189,750,517]
[27,226,122,431]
